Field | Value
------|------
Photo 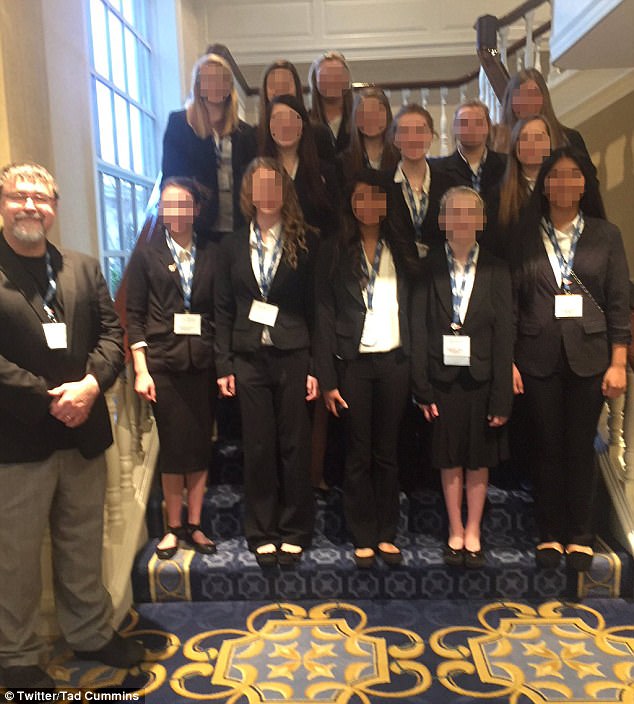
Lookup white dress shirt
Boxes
[448,244,480,325]
[359,243,401,353]
[393,159,431,224]
[214,133,233,233]
[541,213,583,289]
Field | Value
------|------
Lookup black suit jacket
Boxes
[388,162,458,251]
[161,111,257,235]
[0,234,124,462]
[293,158,340,238]
[126,231,216,374]
[214,226,318,377]
[514,217,631,378]
[431,149,506,203]
[314,238,412,392]
[411,245,513,418]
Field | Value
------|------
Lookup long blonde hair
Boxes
[240,157,312,269]
[185,53,239,139]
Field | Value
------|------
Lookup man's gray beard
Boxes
[12,220,45,245]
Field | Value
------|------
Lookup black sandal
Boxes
[185,523,217,555]
[155,525,185,560]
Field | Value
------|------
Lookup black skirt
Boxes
[152,369,213,474]
[430,369,508,470]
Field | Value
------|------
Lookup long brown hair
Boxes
[240,157,312,269]
[185,53,239,139]
[387,103,436,152]
[258,60,305,151]
[495,68,566,153]
[308,51,353,137]
[343,87,399,179]
[497,115,555,229]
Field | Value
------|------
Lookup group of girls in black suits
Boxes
[128,49,629,573]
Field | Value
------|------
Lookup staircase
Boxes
[131,438,633,606]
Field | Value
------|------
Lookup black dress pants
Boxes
[522,354,604,547]
[235,347,314,550]
[339,348,410,547]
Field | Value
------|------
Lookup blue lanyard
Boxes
[43,250,58,322]
[402,173,428,241]
[543,215,584,293]
[445,241,478,328]
[360,239,384,311]
[255,224,283,301]
[471,161,484,193]
[165,231,197,311]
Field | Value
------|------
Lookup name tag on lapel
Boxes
[174,313,202,335]
[249,300,279,327]
[43,322,67,349]
[555,294,583,318]
[443,334,470,366]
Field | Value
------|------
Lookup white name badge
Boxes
[555,294,583,319]
[248,300,279,327]
[415,242,429,259]
[173,313,202,335]
[360,310,379,347]
[443,334,471,366]
[42,322,67,350]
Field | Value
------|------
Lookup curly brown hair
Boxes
[240,157,314,269]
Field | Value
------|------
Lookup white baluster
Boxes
[401,88,410,106]
[498,25,510,69]
[607,395,626,471]
[534,36,543,75]
[421,88,429,109]
[622,368,634,484]
[524,9,535,69]
[459,84,467,104]
[478,66,487,104]
[104,383,124,540]
[439,87,449,156]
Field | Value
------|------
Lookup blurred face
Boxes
[511,79,544,119]
[545,156,586,210]
[441,191,484,249]
[159,185,198,235]
[252,167,283,218]
[394,112,433,161]
[316,58,350,99]
[516,118,551,168]
[0,177,57,246]
[266,68,297,101]
[351,182,387,226]
[355,96,388,138]
[199,62,233,105]
[269,104,303,150]
[454,105,489,149]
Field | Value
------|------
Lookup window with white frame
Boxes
[88,0,157,295]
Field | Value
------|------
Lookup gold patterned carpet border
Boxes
[40,600,634,703]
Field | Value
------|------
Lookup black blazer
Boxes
[514,217,631,378]
[411,245,513,418]
[126,231,216,374]
[431,149,506,204]
[0,235,124,462]
[388,162,458,251]
[214,226,318,377]
[293,158,340,238]
[161,111,257,235]
[314,237,412,392]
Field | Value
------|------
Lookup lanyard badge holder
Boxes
[403,175,429,258]
[359,239,384,347]
[544,217,584,319]
[41,251,68,349]
[248,225,282,327]
[442,242,477,366]
[167,232,202,335]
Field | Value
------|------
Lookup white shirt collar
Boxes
[393,160,431,195]
[457,145,487,173]
[250,220,283,245]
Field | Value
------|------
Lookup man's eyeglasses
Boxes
[3,192,56,206]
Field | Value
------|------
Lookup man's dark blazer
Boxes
[0,234,124,462]
[314,238,412,393]
[514,217,631,378]
[431,149,506,204]
[161,110,257,235]
[388,162,458,250]
[411,245,513,419]
[214,227,318,377]
[125,231,216,374]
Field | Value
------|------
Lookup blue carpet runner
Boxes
[16,598,634,702]
[134,478,633,603]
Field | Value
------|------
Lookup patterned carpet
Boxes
[24,598,634,702]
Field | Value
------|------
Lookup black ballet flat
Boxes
[565,547,594,572]
[278,544,303,566]
[255,544,278,568]
[377,545,403,566]
[354,549,376,569]
[464,548,486,569]
[185,523,217,555]
[155,526,185,560]
[443,544,465,567]
[535,543,564,568]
